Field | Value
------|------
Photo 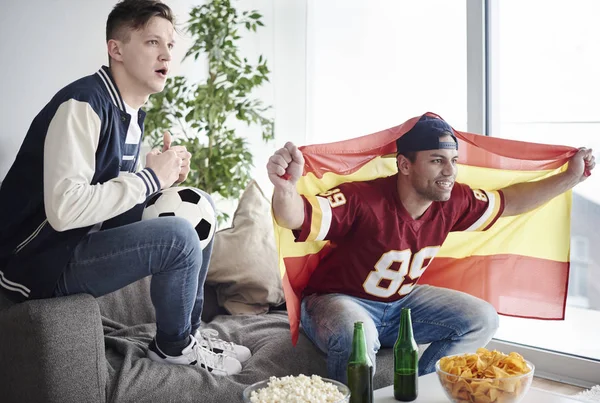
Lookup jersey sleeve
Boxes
[450,183,505,232]
[293,183,359,242]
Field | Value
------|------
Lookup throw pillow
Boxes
[206,180,284,314]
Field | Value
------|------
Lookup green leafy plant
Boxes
[144,0,274,221]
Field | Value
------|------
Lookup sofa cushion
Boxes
[0,294,106,403]
[0,290,14,312]
[206,180,285,315]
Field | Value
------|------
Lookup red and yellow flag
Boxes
[274,112,577,345]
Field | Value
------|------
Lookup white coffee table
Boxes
[374,373,582,402]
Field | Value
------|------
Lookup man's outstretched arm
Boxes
[267,142,305,230]
[500,147,595,217]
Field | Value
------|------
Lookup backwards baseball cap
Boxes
[384,115,457,157]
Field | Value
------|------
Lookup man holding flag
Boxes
[267,115,595,383]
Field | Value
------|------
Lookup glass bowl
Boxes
[242,375,350,403]
[435,357,534,403]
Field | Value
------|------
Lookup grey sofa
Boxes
[0,277,394,403]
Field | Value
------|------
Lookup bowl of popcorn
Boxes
[435,348,534,403]
[242,374,350,403]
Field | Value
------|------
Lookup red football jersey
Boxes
[295,175,505,302]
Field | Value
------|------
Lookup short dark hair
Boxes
[398,151,417,163]
[106,0,174,43]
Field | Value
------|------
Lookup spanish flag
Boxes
[274,112,577,345]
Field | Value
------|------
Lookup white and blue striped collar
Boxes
[96,66,126,112]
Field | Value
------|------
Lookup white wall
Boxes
[0,0,306,201]
[0,0,196,179]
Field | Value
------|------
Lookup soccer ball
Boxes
[142,187,216,250]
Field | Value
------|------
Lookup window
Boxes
[486,0,600,385]
[569,236,589,308]
[306,0,467,143]
[301,0,600,385]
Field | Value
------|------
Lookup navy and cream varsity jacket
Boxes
[0,66,160,302]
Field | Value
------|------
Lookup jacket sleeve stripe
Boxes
[136,168,160,196]
[137,170,151,195]
[0,270,31,296]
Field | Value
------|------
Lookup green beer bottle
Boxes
[347,321,374,403]
[393,308,418,401]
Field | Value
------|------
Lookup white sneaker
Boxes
[195,328,252,363]
[147,336,242,375]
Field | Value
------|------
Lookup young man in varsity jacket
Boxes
[0,0,250,375]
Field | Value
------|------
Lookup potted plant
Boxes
[144,0,274,223]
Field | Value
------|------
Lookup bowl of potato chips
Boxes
[435,348,534,403]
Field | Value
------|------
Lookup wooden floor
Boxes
[533,377,586,396]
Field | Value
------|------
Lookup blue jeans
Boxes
[300,285,499,383]
[54,206,214,347]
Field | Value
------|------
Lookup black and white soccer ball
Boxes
[142,187,216,250]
